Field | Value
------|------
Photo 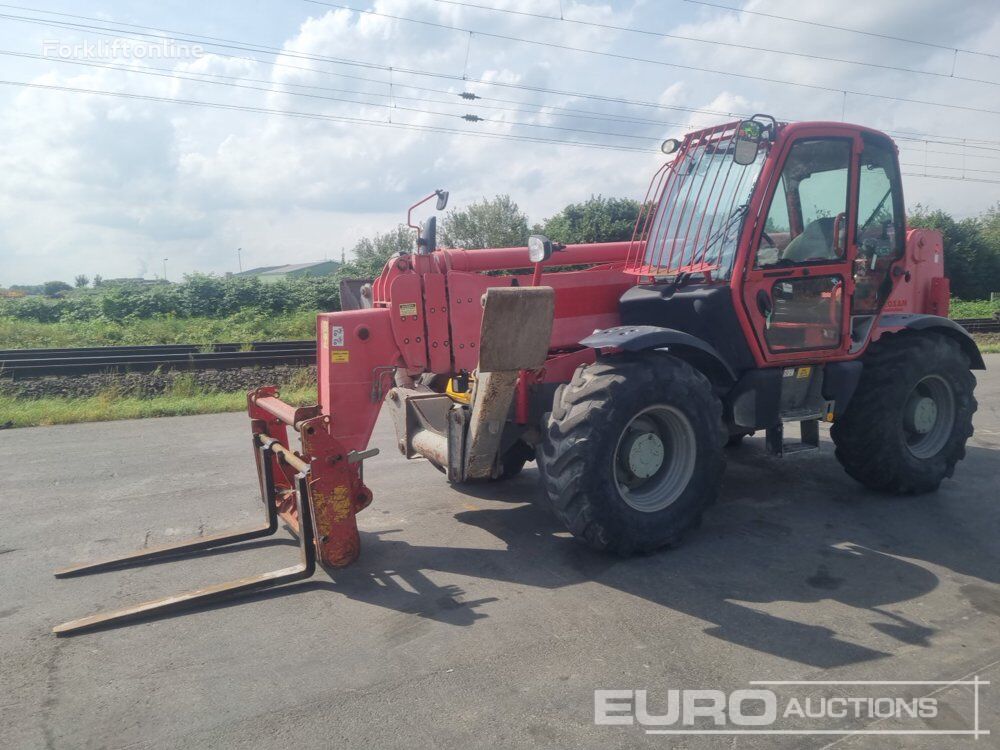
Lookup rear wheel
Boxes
[831,333,976,494]
[537,356,725,554]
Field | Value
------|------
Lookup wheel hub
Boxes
[613,405,697,513]
[905,395,938,434]
[623,431,665,479]
[903,374,956,459]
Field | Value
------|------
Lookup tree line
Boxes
[2,196,997,326]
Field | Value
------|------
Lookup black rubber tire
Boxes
[495,441,534,481]
[536,355,725,555]
[831,333,977,494]
[725,432,753,448]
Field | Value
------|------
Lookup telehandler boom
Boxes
[54,116,982,635]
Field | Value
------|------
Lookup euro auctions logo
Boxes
[595,677,990,739]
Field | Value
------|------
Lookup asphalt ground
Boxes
[2,355,998,749]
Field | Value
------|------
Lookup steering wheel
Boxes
[760,231,776,249]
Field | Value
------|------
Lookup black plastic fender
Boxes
[876,314,986,370]
[580,325,738,384]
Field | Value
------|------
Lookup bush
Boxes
[0,272,343,326]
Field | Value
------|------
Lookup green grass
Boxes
[0,309,318,349]
[1,298,996,350]
[0,386,316,429]
[951,298,1000,319]
[0,370,318,429]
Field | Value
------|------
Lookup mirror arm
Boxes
[407,188,449,230]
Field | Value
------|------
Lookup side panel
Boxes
[389,274,428,373]
[618,283,756,373]
[883,229,946,315]
[317,308,402,451]
[422,272,452,372]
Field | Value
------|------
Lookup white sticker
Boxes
[331,325,345,347]
[783,368,795,378]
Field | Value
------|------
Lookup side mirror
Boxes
[528,234,553,263]
[435,189,449,211]
[733,120,763,166]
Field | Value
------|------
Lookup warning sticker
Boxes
[399,302,418,318]
[796,366,812,379]
[331,350,350,363]
[331,325,345,347]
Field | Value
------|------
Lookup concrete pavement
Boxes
[1,356,998,748]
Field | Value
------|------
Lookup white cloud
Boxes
[0,0,997,284]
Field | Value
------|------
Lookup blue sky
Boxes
[1,0,999,284]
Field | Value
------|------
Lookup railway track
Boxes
[956,317,1000,333]
[1,318,996,380]
[0,340,315,379]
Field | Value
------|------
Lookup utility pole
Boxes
[237,247,243,272]
[163,258,168,282]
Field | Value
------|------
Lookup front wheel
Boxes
[831,333,977,494]
[537,356,725,555]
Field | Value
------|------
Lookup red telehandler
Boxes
[54,116,983,635]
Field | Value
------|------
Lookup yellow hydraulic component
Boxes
[446,374,474,404]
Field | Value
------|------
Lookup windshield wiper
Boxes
[694,202,749,264]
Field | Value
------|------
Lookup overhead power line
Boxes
[14,46,1000,167]
[0,8,754,119]
[5,2,1000,150]
[0,48,709,137]
[899,162,1000,176]
[902,173,1000,185]
[427,0,1000,86]
[683,0,1000,61]
[0,78,657,153]
[303,0,1000,112]
[7,76,999,188]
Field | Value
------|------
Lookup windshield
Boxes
[631,129,768,280]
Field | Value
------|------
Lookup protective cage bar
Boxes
[52,436,318,636]
[625,120,756,278]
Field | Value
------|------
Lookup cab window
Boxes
[852,138,904,315]
[756,138,852,267]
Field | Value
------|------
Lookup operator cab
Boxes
[623,117,907,369]
[616,117,910,451]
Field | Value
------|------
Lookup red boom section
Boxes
[318,241,633,451]
[251,240,633,569]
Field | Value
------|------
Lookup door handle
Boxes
[832,211,847,257]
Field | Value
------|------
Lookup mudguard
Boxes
[875,314,986,370]
[581,325,738,382]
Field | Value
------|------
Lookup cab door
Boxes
[740,128,862,364]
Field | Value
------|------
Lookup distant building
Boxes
[235,260,340,283]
